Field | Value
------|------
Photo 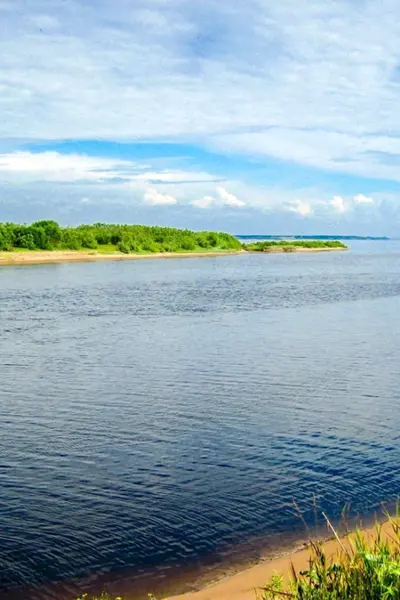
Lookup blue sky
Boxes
[2,0,400,234]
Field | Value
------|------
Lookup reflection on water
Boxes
[1,242,400,599]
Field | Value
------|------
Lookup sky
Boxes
[2,0,400,234]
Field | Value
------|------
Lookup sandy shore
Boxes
[0,247,346,266]
[0,249,245,266]
[166,519,393,600]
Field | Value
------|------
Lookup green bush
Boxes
[118,241,131,254]
[0,225,13,250]
[180,236,196,251]
[32,220,61,245]
[18,232,36,250]
[81,233,98,249]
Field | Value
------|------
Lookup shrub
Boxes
[81,233,98,249]
[32,220,62,245]
[0,225,13,250]
[18,232,36,250]
[180,237,196,251]
[118,241,131,254]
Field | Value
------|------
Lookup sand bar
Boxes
[0,247,346,266]
[0,250,245,266]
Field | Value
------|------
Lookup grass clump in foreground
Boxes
[261,514,400,600]
[0,220,242,254]
[247,240,347,252]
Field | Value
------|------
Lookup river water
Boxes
[1,241,400,599]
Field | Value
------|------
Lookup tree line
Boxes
[0,221,243,254]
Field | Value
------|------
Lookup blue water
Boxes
[1,241,400,599]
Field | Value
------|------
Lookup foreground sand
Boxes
[0,247,346,266]
[166,519,393,600]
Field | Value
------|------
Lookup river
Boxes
[1,241,400,599]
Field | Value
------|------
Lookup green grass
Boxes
[247,240,347,252]
[260,513,400,600]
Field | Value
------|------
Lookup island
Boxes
[0,220,347,266]
[246,239,347,252]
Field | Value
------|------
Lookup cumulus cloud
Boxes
[284,199,313,217]
[144,188,177,206]
[216,187,245,207]
[191,188,245,209]
[331,195,348,213]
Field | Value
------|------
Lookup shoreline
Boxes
[164,517,394,600]
[0,514,393,600]
[0,249,245,266]
[0,246,345,267]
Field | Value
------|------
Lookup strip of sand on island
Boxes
[0,250,245,266]
[0,246,346,266]
[165,518,394,600]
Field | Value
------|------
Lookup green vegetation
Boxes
[0,222,348,258]
[0,221,242,254]
[247,240,347,252]
[261,515,400,600]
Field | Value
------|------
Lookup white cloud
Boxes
[0,151,140,182]
[2,0,400,183]
[191,188,245,209]
[192,195,214,209]
[354,193,375,205]
[0,152,223,194]
[331,195,348,213]
[80,196,91,204]
[284,198,313,216]
[144,188,177,206]
[216,187,245,207]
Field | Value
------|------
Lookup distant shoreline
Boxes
[237,235,389,241]
[0,246,346,266]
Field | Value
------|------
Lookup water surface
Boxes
[1,241,400,598]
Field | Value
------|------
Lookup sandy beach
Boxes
[0,247,346,266]
[0,249,245,266]
[166,519,394,600]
